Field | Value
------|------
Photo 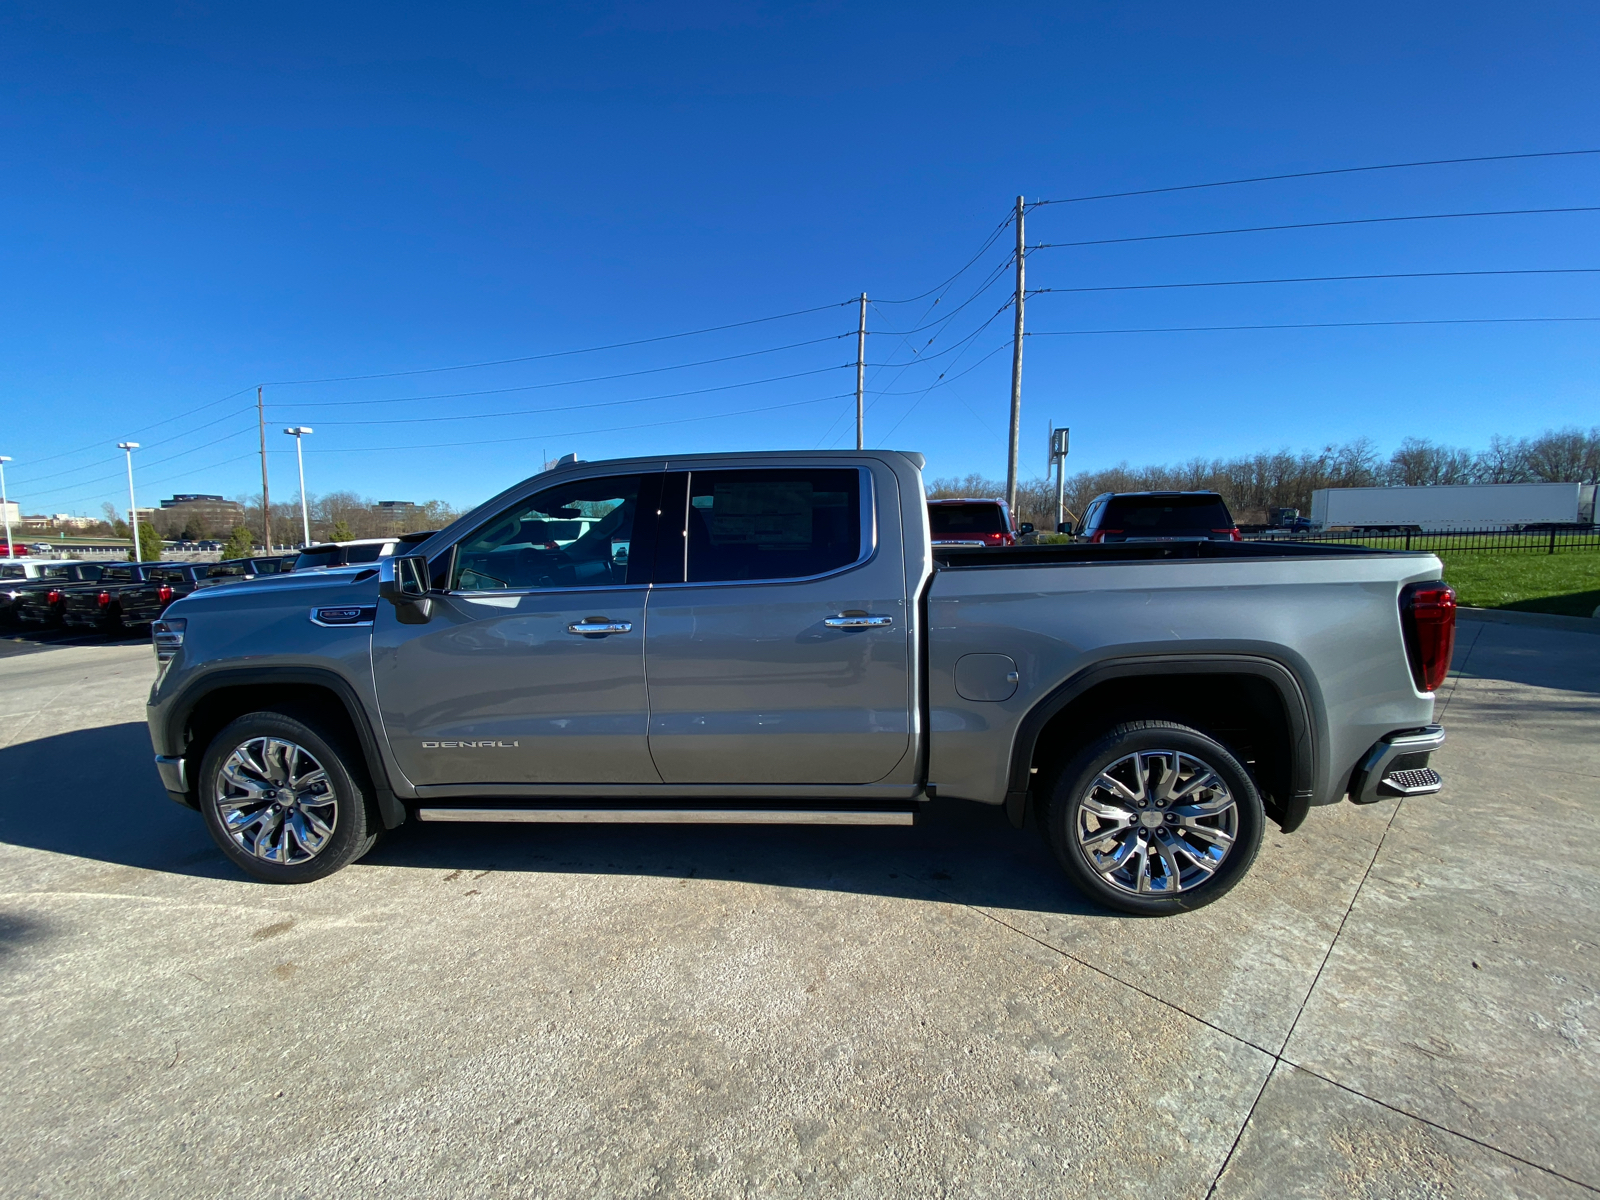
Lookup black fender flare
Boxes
[163,666,407,828]
[1004,654,1318,833]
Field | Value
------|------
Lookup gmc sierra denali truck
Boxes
[146,450,1455,915]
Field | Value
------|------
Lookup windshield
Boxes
[206,563,247,578]
[1103,495,1234,533]
[929,502,1008,536]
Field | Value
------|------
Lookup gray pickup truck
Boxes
[146,450,1456,915]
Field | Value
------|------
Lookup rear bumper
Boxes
[1350,725,1446,805]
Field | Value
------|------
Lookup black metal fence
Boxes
[1242,525,1600,553]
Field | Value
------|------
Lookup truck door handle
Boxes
[566,620,633,636]
[823,614,894,629]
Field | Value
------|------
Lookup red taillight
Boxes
[983,531,1012,545]
[97,591,111,607]
[158,585,173,603]
[1090,529,1121,543]
[1215,527,1243,542]
[1401,582,1457,693]
[46,589,61,604]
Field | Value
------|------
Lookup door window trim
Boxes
[651,466,878,591]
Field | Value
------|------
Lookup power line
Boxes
[1029,267,1600,295]
[1030,207,1600,251]
[1031,149,1600,206]
[872,211,1015,304]
[12,406,258,487]
[38,452,261,512]
[263,300,855,386]
[266,335,851,410]
[302,393,855,454]
[13,387,258,472]
[308,365,853,427]
[1027,316,1600,336]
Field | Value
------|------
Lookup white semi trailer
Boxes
[1310,482,1597,532]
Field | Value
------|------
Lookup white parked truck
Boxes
[1310,482,1597,532]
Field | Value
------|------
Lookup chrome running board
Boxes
[417,807,916,826]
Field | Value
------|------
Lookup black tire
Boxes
[1039,720,1265,916]
[198,710,380,883]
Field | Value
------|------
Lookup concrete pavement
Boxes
[0,620,1594,1198]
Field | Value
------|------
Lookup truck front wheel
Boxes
[1039,720,1264,916]
[198,710,379,883]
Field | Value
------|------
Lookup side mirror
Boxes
[1018,522,1035,535]
[378,554,433,623]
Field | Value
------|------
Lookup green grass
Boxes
[1437,550,1600,617]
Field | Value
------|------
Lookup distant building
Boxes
[20,513,98,529]
[156,494,247,534]
[0,501,17,526]
[373,500,423,532]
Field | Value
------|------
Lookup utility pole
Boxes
[1006,195,1025,516]
[117,442,141,561]
[855,293,867,449]
[257,386,272,551]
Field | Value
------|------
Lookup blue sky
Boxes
[3,2,1598,516]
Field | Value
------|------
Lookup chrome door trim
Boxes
[418,807,915,826]
[566,620,634,635]
[823,615,894,629]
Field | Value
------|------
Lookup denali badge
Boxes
[421,740,520,749]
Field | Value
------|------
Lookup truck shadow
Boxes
[0,722,1101,917]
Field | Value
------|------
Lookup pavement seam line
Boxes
[1203,794,1407,1197]
[1276,1060,1600,1194]
[961,903,1279,1058]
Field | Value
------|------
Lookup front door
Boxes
[374,471,662,787]
[643,465,913,785]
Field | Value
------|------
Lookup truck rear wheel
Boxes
[1039,720,1264,916]
[198,710,379,883]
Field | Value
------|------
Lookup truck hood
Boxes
[164,565,380,619]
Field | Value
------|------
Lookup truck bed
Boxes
[932,539,1411,568]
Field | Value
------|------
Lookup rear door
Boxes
[643,463,913,785]
[373,470,664,787]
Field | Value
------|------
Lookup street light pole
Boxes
[284,427,314,547]
[117,442,141,561]
[0,456,13,557]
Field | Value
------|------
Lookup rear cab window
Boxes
[293,547,343,571]
[929,502,1008,538]
[1104,494,1234,535]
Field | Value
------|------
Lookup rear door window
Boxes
[684,469,862,583]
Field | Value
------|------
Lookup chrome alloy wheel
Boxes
[214,737,337,864]
[1075,749,1238,896]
